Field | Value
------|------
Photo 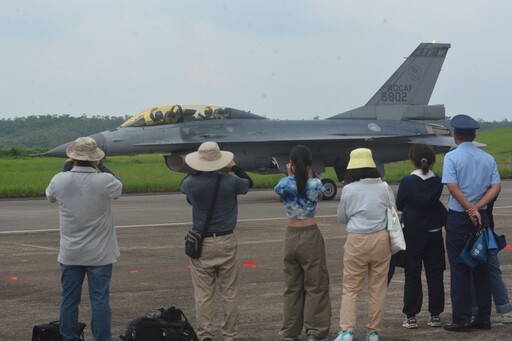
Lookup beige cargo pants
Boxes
[281,225,332,340]
[191,233,239,341]
[339,228,391,334]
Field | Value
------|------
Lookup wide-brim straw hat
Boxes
[185,141,233,172]
[346,148,377,169]
[66,137,105,161]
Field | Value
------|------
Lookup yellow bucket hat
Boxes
[346,148,377,169]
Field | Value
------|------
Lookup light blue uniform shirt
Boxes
[442,142,501,212]
[274,176,325,219]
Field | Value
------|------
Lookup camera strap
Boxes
[200,174,223,239]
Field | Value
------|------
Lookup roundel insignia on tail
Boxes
[408,65,422,81]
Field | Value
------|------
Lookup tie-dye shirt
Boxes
[274,176,325,219]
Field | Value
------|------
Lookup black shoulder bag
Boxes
[32,320,86,341]
[184,175,222,259]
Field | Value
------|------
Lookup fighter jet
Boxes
[44,42,453,200]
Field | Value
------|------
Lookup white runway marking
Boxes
[2,209,509,234]
[0,215,338,234]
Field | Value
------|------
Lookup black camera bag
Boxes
[119,306,198,341]
[185,230,203,258]
[32,320,86,341]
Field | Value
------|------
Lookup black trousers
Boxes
[445,210,491,325]
[403,229,446,317]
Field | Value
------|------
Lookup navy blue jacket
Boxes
[396,173,447,233]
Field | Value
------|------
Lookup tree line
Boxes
[0,115,126,150]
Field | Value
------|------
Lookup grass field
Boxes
[1,128,511,198]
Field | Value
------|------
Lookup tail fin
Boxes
[330,42,450,120]
[367,42,450,106]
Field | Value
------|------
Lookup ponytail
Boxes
[294,159,308,194]
[420,158,429,174]
[289,145,313,195]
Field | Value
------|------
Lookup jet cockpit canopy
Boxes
[121,104,265,128]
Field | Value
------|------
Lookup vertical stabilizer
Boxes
[366,42,450,106]
[329,42,450,120]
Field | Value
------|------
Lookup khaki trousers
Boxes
[339,228,391,333]
[190,233,239,341]
[281,225,331,339]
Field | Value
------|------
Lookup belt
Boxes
[204,230,233,238]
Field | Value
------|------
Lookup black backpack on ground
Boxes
[32,320,86,341]
[119,306,198,341]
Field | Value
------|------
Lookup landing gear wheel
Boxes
[320,178,337,201]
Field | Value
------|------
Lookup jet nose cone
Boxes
[42,141,73,157]
[43,133,107,157]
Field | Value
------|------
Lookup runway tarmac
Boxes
[1,181,512,340]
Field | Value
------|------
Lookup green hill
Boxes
[0,115,126,149]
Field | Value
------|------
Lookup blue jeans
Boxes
[60,264,113,341]
[472,253,512,315]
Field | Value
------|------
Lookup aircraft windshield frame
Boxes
[120,105,265,127]
[121,105,239,127]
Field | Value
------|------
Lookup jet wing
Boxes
[131,134,401,147]
[132,134,448,156]
[407,136,486,148]
[407,135,456,147]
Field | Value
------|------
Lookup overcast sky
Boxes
[1,0,511,122]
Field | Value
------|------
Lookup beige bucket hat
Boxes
[346,148,377,169]
[185,141,233,172]
[66,137,105,161]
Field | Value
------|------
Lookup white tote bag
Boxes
[384,182,406,254]
[387,206,406,254]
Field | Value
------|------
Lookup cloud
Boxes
[0,0,511,121]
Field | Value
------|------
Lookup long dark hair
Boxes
[289,145,312,195]
[409,144,435,175]
[344,168,381,184]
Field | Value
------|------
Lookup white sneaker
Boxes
[402,317,418,329]
[427,315,442,327]
[334,330,353,341]
[366,331,379,341]
[501,312,512,324]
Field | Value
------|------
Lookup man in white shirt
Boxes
[46,137,123,341]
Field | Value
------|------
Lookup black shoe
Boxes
[202,338,213,341]
[470,321,491,330]
[443,322,472,332]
